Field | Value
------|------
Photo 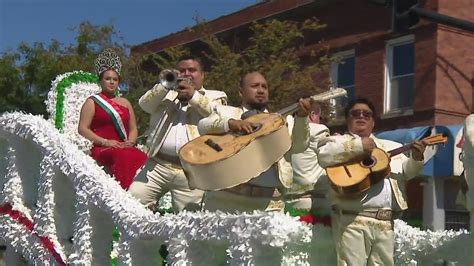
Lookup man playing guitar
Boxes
[316,98,426,266]
[197,71,311,213]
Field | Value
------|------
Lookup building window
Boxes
[385,35,415,113]
[331,50,355,118]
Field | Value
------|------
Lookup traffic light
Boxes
[392,0,420,32]
[369,0,474,33]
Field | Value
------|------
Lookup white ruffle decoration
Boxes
[45,71,101,151]
[1,109,471,265]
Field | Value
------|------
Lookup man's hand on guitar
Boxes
[411,140,426,161]
[228,119,254,134]
[362,137,376,154]
[296,98,311,117]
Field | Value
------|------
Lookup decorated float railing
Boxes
[0,72,471,265]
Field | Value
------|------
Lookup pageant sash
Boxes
[91,94,128,141]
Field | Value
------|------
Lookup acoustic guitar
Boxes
[326,134,448,196]
[179,88,347,191]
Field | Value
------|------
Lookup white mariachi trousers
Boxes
[129,158,204,212]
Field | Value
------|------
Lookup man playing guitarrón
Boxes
[198,71,311,212]
[316,98,426,266]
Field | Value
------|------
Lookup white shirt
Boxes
[327,133,394,210]
[331,179,394,211]
[159,103,189,157]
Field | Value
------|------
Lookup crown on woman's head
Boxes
[95,48,122,77]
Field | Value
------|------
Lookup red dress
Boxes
[90,94,147,190]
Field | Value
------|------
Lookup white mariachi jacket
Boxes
[197,105,310,188]
[139,83,227,158]
[289,123,330,194]
[317,133,424,210]
[462,114,474,212]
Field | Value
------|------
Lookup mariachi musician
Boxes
[316,98,426,266]
[128,55,227,213]
[197,71,311,213]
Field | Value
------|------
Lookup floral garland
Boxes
[0,111,472,264]
[0,111,314,264]
[49,71,98,130]
[0,139,67,263]
[46,71,101,151]
[0,203,66,265]
[394,219,469,264]
[286,207,331,227]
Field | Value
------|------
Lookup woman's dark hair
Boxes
[344,97,376,118]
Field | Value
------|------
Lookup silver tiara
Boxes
[95,48,122,77]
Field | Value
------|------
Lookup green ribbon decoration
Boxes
[54,72,98,131]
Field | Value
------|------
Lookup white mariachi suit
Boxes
[198,105,310,213]
[317,133,423,266]
[128,84,227,212]
[286,122,331,213]
[462,114,474,263]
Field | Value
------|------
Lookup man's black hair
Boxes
[177,55,204,70]
[344,97,376,118]
[239,70,261,88]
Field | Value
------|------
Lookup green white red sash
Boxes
[91,94,128,141]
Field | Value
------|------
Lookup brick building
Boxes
[132,0,474,230]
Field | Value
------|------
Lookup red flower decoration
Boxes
[299,213,331,227]
[0,203,66,265]
[299,213,315,224]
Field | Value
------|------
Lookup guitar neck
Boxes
[277,102,299,116]
[386,133,447,158]
[275,88,348,116]
[388,143,414,158]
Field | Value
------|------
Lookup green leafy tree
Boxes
[123,46,191,133]
[0,53,25,113]
[0,17,334,132]
[133,17,333,118]
[0,21,126,116]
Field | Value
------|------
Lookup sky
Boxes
[0,0,258,54]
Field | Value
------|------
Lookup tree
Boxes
[0,17,334,132]
[129,17,333,125]
[0,53,25,113]
[0,21,125,117]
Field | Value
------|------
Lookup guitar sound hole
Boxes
[252,123,262,132]
[361,157,376,168]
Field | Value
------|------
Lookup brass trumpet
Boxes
[159,69,187,90]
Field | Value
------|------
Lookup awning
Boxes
[376,126,432,144]
[375,125,463,177]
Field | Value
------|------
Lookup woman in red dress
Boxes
[78,48,147,190]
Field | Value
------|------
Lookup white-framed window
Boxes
[331,49,355,118]
[384,35,415,113]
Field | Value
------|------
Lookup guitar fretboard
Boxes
[276,88,347,116]
[387,134,447,158]
[388,144,413,158]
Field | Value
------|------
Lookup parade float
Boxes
[0,71,471,265]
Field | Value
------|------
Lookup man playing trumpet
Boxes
[129,55,227,212]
